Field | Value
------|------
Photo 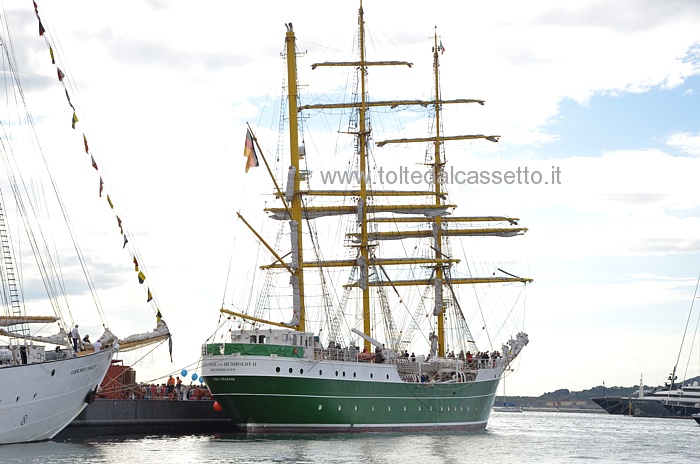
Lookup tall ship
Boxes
[201,3,531,433]
[0,3,170,444]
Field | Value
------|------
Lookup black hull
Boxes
[590,396,692,418]
[661,403,700,418]
[55,398,237,439]
[628,398,672,418]
[591,397,629,415]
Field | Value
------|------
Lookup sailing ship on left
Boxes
[0,3,170,444]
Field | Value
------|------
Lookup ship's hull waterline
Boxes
[0,348,115,445]
[202,354,502,433]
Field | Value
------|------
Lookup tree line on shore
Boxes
[507,375,700,408]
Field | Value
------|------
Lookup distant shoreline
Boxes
[520,407,606,414]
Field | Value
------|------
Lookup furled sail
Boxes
[347,227,528,242]
[0,327,69,345]
[266,204,455,220]
[0,316,58,326]
[112,320,171,352]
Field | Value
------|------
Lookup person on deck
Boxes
[176,377,183,399]
[71,324,80,352]
[166,375,175,396]
[375,346,384,364]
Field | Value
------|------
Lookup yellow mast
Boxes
[357,4,371,352]
[302,4,412,350]
[432,28,447,357]
[372,29,530,357]
[285,23,306,331]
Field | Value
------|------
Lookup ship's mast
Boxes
[285,23,306,331]
[431,28,446,357]
[293,4,413,351]
[357,4,372,352]
[373,29,531,358]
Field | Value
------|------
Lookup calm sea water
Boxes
[3,411,699,463]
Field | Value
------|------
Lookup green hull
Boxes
[202,354,500,433]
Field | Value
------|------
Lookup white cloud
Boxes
[667,131,700,156]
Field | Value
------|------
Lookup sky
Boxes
[2,0,700,397]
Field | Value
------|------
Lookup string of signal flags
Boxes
[32,1,163,322]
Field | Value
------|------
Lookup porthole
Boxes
[388,406,391,412]
[319,370,323,376]
[318,404,323,411]
[371,405,375,412]
[460,406,463,411]
[370,373,373,379]
[338,405,342,411]
[429,406,433,411]
[403,406,406,411]
[335,371,339,377]
[16,396,20,402]
[440,406,444,412]
[300,369,304,375]
[33,393,37,399]
[288,368,293,374]
[276,367,281,373]
[342,372,346,377]
[386,374,389,380]
[354,405,358,411]
[51,369,55,377]
[418,405,421,411]
[353,372,356,378]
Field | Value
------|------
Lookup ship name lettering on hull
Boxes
[69,364,97,375]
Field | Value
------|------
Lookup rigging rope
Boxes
[30,2,165,324]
